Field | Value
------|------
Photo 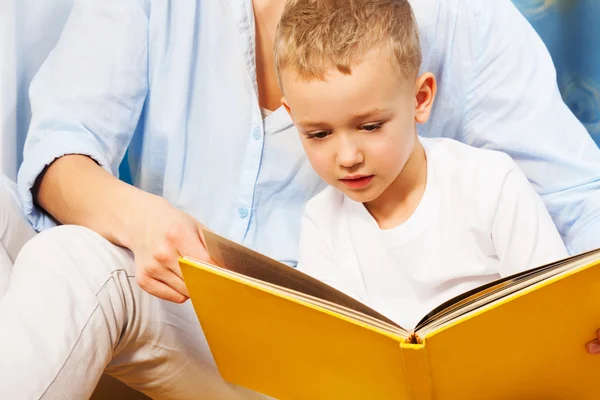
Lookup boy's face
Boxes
[282,48,435,204]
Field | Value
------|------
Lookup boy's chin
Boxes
[339,188,380,204]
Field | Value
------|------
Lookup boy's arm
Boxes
[491,156,569,278]
[460,0,600,254]
[491,155,600,356]
[296,210,362,301]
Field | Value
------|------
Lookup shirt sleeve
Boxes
[491,156,569,277]
[17,0,150,232]
[296,206,363,301]
[460,0,600,255]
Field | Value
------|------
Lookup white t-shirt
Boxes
[297,137,568,329]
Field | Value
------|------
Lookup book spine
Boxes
[400,341,434,400]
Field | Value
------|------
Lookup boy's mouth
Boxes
[339,175,374,189]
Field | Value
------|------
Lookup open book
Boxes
[179,230,600,399]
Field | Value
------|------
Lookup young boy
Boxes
[274,0,569,329]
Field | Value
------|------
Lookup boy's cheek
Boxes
[304,150,330,174]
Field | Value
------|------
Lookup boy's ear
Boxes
[281,97,292,116]
[414,72,437,124]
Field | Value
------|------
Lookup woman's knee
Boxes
[0,177,35,262]
[16,225,135,280]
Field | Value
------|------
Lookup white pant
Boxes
[0,179,267,400]
[0,176,36,298]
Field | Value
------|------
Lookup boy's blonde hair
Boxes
[274,0,421,84]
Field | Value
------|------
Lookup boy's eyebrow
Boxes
[350,108,387,121]
[297,108,386,128]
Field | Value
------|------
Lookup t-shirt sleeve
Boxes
[491,156,569,277]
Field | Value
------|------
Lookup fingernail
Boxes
[587,342,600,354]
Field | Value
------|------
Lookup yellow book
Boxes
[179,230,600,399]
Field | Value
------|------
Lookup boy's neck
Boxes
[364,140,427,230]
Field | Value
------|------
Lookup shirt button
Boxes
[238,206,249,219]
[252,127,261,140]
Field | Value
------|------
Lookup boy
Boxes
[274,0,569,329]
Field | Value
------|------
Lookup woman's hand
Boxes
[126,195,214,303]
[586,330,600,354]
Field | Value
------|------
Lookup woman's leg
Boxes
[0,175,36,298]
[0,225,268,399]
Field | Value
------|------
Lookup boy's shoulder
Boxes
[423,137,525,211]
[423,137,518,177]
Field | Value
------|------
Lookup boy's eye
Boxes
[361,123,383,132]
[307,131,331,139]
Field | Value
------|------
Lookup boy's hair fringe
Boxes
[274,0,421,85]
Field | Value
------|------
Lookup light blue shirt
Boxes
[18,0,600,265]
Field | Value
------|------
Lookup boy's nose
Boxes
[336,142,364,169]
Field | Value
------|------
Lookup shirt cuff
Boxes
[17,131,112,232]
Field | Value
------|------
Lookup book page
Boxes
[202,229,401,328]
[415,248,600,335]
[186,260,406,337]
